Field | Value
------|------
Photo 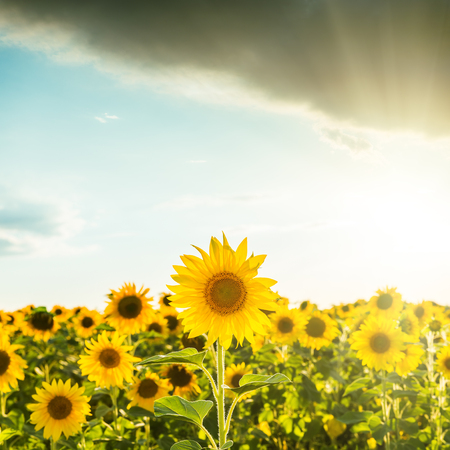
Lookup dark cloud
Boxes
[1,0,450,136]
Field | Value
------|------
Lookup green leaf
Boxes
[83,381,97,397]
[227,373,291,397]
[154,396,213,427]
[392,390,418,400]
[221,441,233,449]
[0,429,19,443]
[336,411,373,425]
[171,441,202,450]
[343,377,372,396]
[372,424,392,444]
[95,405,112,418]
[298,375,320,402]
[399,418,419,435]
[303,419,322,441]
[127,406,153,418]
[57,438,77,449]
[95,324,116,331]
[367,415,382,430]
[140,348,208,368]
[351,422,371,433]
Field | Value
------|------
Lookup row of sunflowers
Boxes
[0,235,450,449]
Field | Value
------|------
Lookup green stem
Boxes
[0,393,6,417]
[110,387,119,431]
[50,437,57,450]
[381,371,391,450]
[200,425,219,450]
[224,396,240,438]
[217,343,226,448]
[44,364,50,383]
[144,416,151,450]
[201,366,219,400]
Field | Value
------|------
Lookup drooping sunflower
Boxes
[161,365,200,399]
[0,333,27,393]
[105,283,154,335]
[436,346,450,378]
[224,362,252,400]
[158,292,173,311]
[298,311,339,350]
[168,234,278,349]
[367,287,403,319]
[72,308,103,339]
[398,310,421,343]
[78,332,140,388]
[395,344,424,377]
[269,307,307,346]
[51,305,71,323]
[350,315,406,372]
[28,379,91,441]
[146,312,168,337]
[23,310,60,342]
[126,372,172,412]
[162,307,183,335]
[298,300,315,316]
[409,301,433,326]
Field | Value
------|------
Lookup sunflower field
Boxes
[1,235,450,450]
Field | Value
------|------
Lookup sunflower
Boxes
[269,307,307,346]
[126,372,172,412]
[23,310,60,342]
[0,334,27,393]
[350,315,406,372]
[168,234,278,349]
[51,305,71,323]
[367,287,403,319]
[436,346,450,378]
[298,300,315,316]
[395,344,424,377]
[409,301,433,326]
[162,307,183,335]
[425,310,449,334]
[28,379,91,441]
[78,332,140,388]
[146,312,168,336]
[346,311,369,334]
[0,311,24,334]
[72,308,103,339]
[158,292,173,311]
[298,311,339,350]
[105,283,154,335]
[161,365,200,399]
[181,333,206,352]
[398,310,421,343]
[225,362,252,400]
[251,334,266,353]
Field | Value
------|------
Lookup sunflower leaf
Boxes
[139,348,208,368]
[154,396,213,427]
[343,377,372,396]
[95,324,116,331]
[171,441,203,450]
[0,429,19,443]
[226,373,291,397]
[221,441,234,449]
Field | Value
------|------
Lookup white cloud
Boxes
[95,116,107,123]
[105,113,119,119]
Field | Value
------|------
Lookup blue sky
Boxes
[1,2,450,311]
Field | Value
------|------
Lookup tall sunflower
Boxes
[298,311,339,350]
[78,332,140,388]
[181,333,206,352]
[367,287,403,319]
[105,283,154,335]
[0,334,27,393]
[409,301,433,326]
[161,365,200,399]
[126,372,172,412]
[158,292,173,311]
[168,234,278,349]
[298,300,315,316]
[436,346,450,378]
[23,310,60,342]
[395,344,424,377]
[269,307,307,346]
[350,316,406,372]
[224,362,252,400]
[162,307,183,335]
[146,312,168,336]
[28,379,91,441]
[0,311,24,334]
[72,308,103,339]
[398,310,421,343]
[425,310,449,334]
[51,305,71,323]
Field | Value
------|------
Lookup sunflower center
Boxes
[31,312,54,331]
[370,333,391,353]
[181,334,205,351]
[167,366,192,387]
[0,350,11,376]
[430,320,442,332]
[300,301,309,311]
[306,317,326,338]
[138,378,159,398]
[48,396,72,420]
[74,308,81,315]
[118,296,143,319]
[400,318,413,334]
[162,295,171,307]
[342,305,350,313]
[444,358,450,370]
[204,272,246,316]
[81,317,94,328]
[54,309,62,316]
[231,373,243,388]
[414,306,425,319]
[165,315,179,331]
[148,323,162,333]
[277,317,294,334]
[7,315,14,324]
[99,348,121,368]
[377,294,393,310]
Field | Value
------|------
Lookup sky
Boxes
[1,0,450,312]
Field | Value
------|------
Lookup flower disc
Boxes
[367,287,403,319]
[299,311,339,350]
[127,372,172,412]
[0,334,27,393]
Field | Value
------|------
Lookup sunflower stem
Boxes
[0,393,5,417]
[217,342,226,448]
[50,437,57,450]
[110,386,119,431]
[381,370,391,450]
[144,416,151,450]
[224,396,240,438]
